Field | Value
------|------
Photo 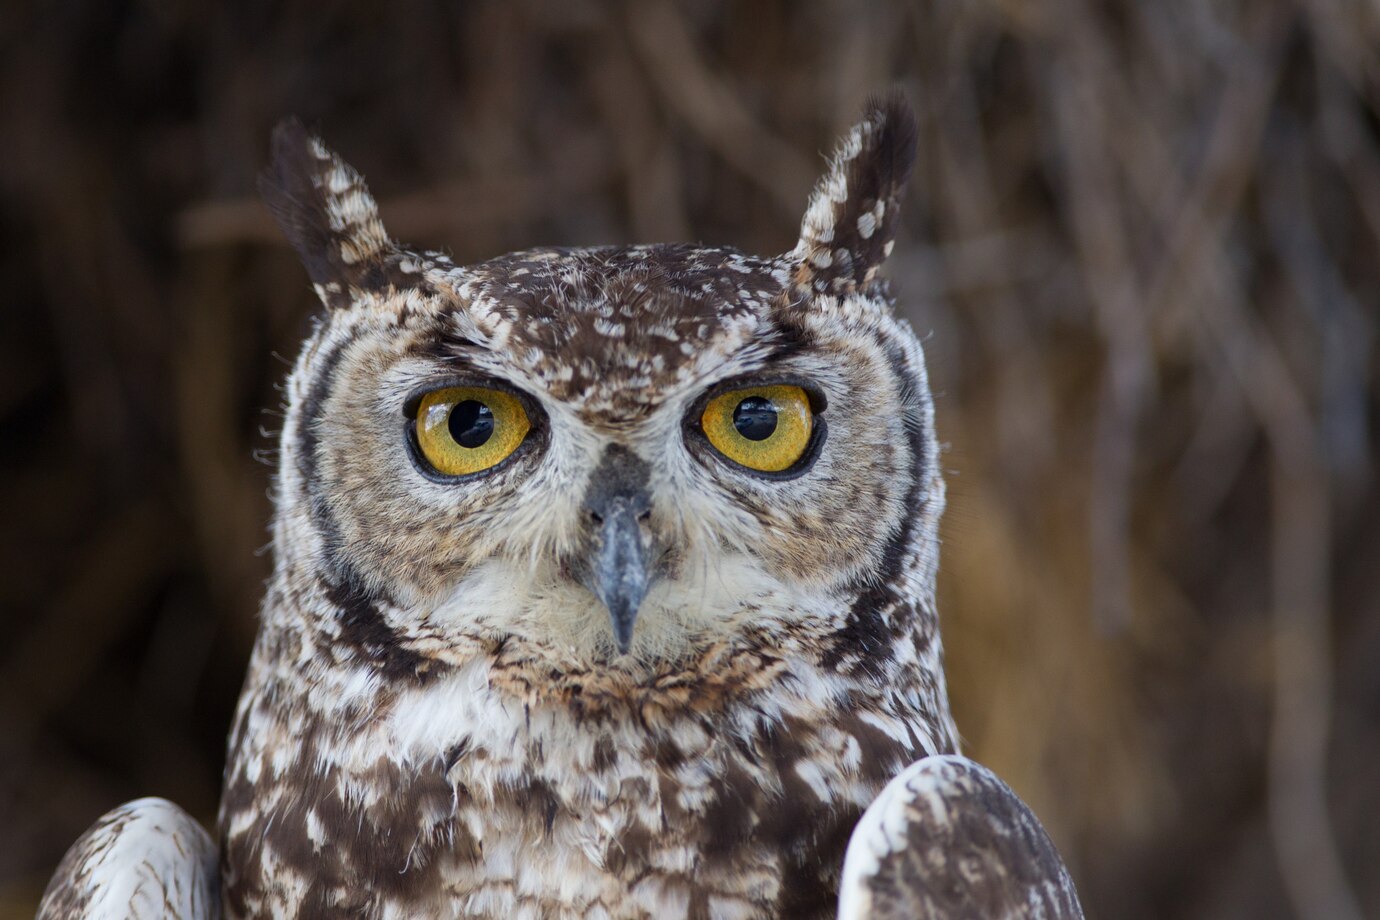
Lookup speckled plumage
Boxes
[39,95,1082,920]
[839,757,1084,919]
[36,799,218,920]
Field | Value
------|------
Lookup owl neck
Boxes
[235,565,960,809]
[247,543,955,748]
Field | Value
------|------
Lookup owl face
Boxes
[265,96,939,671]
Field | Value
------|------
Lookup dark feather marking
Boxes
[512,779,561,836]
[842,706,913,784]
[260,120,344,290]
[687,888,712,920]
[606,820,652,878]
[443,737,472,775]
[698,757,762,857]
[832,91,916,287]
[261,120,363,301]
[412,326,484,362]
[780,802,860,920]
[799,91,918,294]
[323,570,431,681]
[294,326,356,574]
[764,314,815,363]
[259,118,394,306]
[756,716,856,919]
[824,332,929,678]
[591,734,617,772]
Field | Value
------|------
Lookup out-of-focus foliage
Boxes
[0,2,1376,918]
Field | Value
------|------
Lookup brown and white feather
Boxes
[838,756,1084,920]
[36,798,219,920]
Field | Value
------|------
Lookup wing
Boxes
[838,755,1084,920]
[37,797,220,920]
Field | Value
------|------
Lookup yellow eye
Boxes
[413,386,531,477]
[700,385,814,473]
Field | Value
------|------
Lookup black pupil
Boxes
[732,396,778,441]
[448,400,494,448]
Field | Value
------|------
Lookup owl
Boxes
[38,95,1082,920]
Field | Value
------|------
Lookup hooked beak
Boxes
[587,499,651,654]
[578,446,655,655]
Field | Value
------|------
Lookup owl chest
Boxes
[221,697,857,919]
[418,724,845,919]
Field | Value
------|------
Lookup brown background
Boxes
[1,1,1378,918]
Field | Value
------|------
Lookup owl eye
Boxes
[700,385,814,473]
[412,386,531,477]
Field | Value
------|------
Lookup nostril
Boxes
[637,510,651,523]
[589,509,604,524]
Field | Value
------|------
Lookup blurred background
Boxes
[1,1,1377,917]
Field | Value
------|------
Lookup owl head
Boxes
[261,95,943,691]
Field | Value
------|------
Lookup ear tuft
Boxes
[259,119,392,306]
[793,91,918,294]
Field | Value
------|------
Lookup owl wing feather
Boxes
[838,755,1084,920]
[36,798,220,920]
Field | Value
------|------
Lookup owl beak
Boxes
[586,498,652,655]
[580,446,655,655]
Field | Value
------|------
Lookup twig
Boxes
[622,0,815,218]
